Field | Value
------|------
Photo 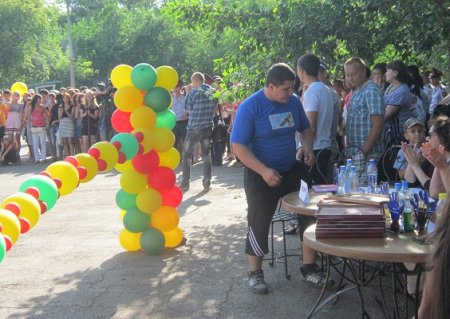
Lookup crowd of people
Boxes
[0,85,116,166]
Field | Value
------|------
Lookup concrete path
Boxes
[0,158,388,319]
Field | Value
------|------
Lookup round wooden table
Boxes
[303,225,430,264]
[303,224,431,319]
[281,191,331,217]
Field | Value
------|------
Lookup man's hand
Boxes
[296,147,304,161]
[261,167,282,187]
[303,150,315,167]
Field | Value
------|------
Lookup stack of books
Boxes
[315,194,388,239]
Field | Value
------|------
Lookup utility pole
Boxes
[66,0,76,87]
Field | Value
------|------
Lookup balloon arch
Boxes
[0,64,184,263]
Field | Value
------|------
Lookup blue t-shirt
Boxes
[231,89,310,172]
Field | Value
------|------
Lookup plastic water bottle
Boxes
[345,159,353,175]
[396,182,405,232]
[367,159,378,193]
[401,181,414,232]
[337,166,347,195]
[348,166,359,193]
[333,163,339,188]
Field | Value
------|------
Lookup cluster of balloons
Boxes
[110,63,184,255]
[0,64,184,263]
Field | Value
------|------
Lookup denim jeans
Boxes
[181,127,213,188]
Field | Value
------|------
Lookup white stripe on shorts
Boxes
[248,226,264,256]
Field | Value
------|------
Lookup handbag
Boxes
[212,109,228,143]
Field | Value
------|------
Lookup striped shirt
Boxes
[346,80,384,155]
[186,84,218,129]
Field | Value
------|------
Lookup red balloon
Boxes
[5,202,21,216]
[111,110,133,133]
[161,186,183,207]
[3,235,12,251]
[88,148,101,159]
[53,178,62,189]
[39,200,47,214]
[64,156,79,167]
[97,159,107,171]
[134,131,144,142]
[19,218,31,234]
[148,166,176,192]
[25,187,40,199]
[132,150,159,174]
[40,171,52,178]
[118,152,127,164]
[77,166,88,179]
[112,141,122,150]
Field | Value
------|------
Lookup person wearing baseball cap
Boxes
[394,117,433,189]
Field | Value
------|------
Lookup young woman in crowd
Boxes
[72,93,84,154]
[5,91,24,161]
[80,90,99,152]
[0,135,17,166]
[58,93,76,157]
[29,94,48,163]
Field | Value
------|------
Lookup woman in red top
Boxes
[29,94,48,163]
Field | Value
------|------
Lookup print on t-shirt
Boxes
[269,112,294,130]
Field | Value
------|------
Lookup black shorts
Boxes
[244,162,303,256]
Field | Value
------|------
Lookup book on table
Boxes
[315,201,386,239]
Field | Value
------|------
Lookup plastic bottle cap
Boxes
[395,182,402,190]
[401,181,408,188]
[438,193,448,200]
[369,159,375,163]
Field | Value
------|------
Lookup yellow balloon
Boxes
[10,82,28,97]
[130,106,157,130]
[132,128,154,153]
[119,228,142,252]
[163,227,184,248]
[74,153,98,183]
[115,159,133,173]
[120,210,126,220]
[136,188,162,214]
[1,193,41,229]
[158,148,181,169]
[120,170,147,194]
[46,161,79,196]
[91,142,119,172]
[154,66,179,91]
[151,128,175,153]
[0,209,21,244]
[114,86,144,112]
[111,64,133,89]
[151,206,179,232]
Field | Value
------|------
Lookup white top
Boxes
[301,81,335,150]
[171,94,187,121]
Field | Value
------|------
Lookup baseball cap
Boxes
[404,118,424,131]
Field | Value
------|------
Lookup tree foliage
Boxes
[0,0,448,89]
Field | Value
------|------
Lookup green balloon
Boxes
[123,207,150,233]
[19,175,59,211]
[156,109,176,129]
[0,234,5,264]
[111,133,139,160]
[144,87,172,113]
[131,63,157,90]
[140,227,165,255]
[116,189,137,210]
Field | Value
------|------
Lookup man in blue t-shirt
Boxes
[231,63,314,294]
